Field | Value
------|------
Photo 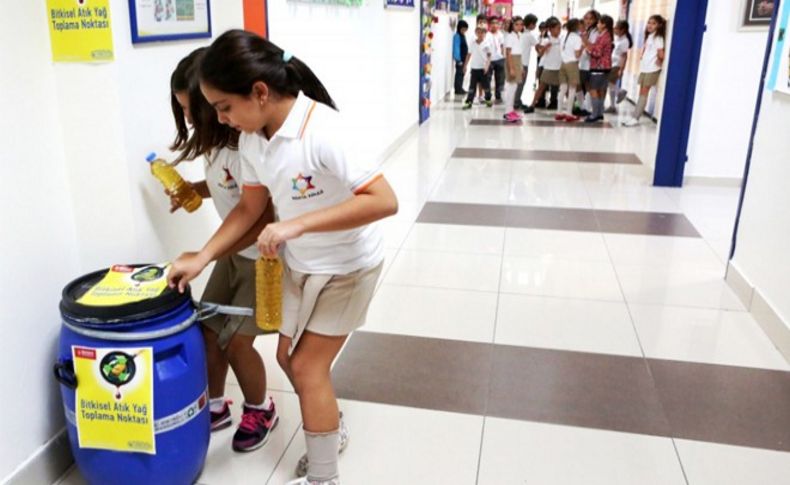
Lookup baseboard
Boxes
[683,176,743,187]
[726,262,790,365]
[2,429,73,485]
[377,122,419,166]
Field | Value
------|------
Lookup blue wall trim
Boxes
[653,0,708,187]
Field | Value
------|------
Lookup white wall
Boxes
[268,0,420,160]
[429,11,456,104]
[2,1,424,481]
[730,87,790,334]
[685,3,767,180]
[0,4,80,481]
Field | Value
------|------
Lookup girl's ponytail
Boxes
[200,30,336,110]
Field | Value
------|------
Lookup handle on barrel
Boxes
[53,360,78,389]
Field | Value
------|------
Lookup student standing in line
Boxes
[576,9,601,116]
[524,16,562,114]
[623,14,667,127]
[475,14,490,102]
[514,14,539,110]
[584,14,614,123]
[453,20,470,95]
[503,16,526,122]
[488,17,506,104]
[168,30,399,485]
[168,48,278,452]
[463,26,494,109]
[606,20,633,113]
[556,18,583,122]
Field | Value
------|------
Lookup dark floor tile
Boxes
[488,345,671,437]
[594,209,701,237]
[649,359,790,451]
[417,202,507,227]
[506,205,600,232]
[452,147,642,164]
[333,332,492,416]
[470,119,613,128]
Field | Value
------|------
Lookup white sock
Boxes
[567,87,577,115]
[635,95,648,120]
[608,84,617,108]
[305,429,340,481]
[575,90,584,109]
[244,396,273,411]
[209,397,226,413]
[558,83,569,114]
[584,92,592,111]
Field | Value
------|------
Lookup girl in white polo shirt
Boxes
[168,30,398,485]
[168,48,278,454]
[624,15,667,127]
[503,16,525,123]
[557,18,583,122]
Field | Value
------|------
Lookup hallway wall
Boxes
[685,2,767,181]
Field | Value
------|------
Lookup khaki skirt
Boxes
[507,55,524,83]
[280,261,384,355]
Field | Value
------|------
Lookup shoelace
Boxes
[238,410,264,433]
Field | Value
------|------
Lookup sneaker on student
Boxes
[285,478,340,485]
[295,413,350,478]
[210,400,233,432]
[522,105,535,114]
[535,99,547,109]
[554,113,568,121]
[504,112,522,123]
[622,116,639,127]
[232,401,279,452]
[585,115,604,123]
[616,89,628,104]
[565,115,580,123]
[462,102,472,110]
[485,100,493,107]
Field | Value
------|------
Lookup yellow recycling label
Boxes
[73,346,155,454]
[78,264,170,307]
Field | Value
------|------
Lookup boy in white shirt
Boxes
[463,27,494,109]
[487,17,506,103]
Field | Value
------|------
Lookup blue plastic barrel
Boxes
[54,266,210,485]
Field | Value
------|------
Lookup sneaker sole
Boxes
[211,416,233,432]
[232,415,280,453]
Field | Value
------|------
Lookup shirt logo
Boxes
[218,167,238,190]
[291,173,323,200]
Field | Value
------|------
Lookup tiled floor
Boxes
[59,98,790,484]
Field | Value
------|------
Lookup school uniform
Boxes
[609,34,630,83]
[579,28,598,88]
[239,92,384,354]
[514,30,539,108]
[466,38,493,103]
[559,31,582,86]
[639,33,664,87]
[538,35,562,86]
[488,30,506,100]
[201,149,274,348]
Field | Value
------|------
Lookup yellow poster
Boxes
[47,0,114,63]
[73,346,156,454]
[78,264,170,307]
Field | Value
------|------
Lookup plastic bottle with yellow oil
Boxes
[255,258,283,331]
[146,152,202,213]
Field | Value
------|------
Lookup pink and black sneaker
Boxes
[504,111,522,123]
[232,400,279,452]
[210,399,233,432]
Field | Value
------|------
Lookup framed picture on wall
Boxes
[129,0,212,44]
[384,0,415,8]
[741,0,776,29]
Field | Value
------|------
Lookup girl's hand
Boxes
[168,251,210,293]
[256,220,305,259]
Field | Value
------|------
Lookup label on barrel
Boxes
[72,345,156,454]
[77,263,170,307]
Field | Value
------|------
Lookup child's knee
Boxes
[225,333,255,357]
[290,355,329,391]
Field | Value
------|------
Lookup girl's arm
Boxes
[619,52,629,78]
[657,48,665,66]
[256,177,398,258]
[168,185,271,291]
[506,46,514,75]
[167,180,210,213]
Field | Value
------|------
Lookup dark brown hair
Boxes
[170,48,238,163]
[646,14,667,41]
[616,20,634,48]
[200,30,336,110]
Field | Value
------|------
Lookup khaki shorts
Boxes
[507,55,523,83]
[608,66,622,83]
[559,62,581,86]
[280,261,384,355]
[540,69,560,86]
[201,254,265,349]
[639,71,661,87]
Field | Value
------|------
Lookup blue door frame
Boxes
[652,0,709,187]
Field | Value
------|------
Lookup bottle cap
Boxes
[145,152,157,163]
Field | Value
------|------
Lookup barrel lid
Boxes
[60,264,192,324]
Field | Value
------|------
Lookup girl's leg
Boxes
[608,83,617,109]
[557,83,569,115]
[276,334,295,388]
[290,331,349,481]
[634,85,650,120]
[226,333,266,405]
[531,82,547,108]
[203,327,230,400]
[567,85,578,115]
[504,80,516,113]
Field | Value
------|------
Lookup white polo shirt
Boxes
[612,35,630,68]
[239,92,384,275]
[469,38,492,70]
[541,35,562,70]
[561,32,583,63]
[521,31,539,67]
[504,32,523,56]
[489,31,505,61]
[204,148,259,260]
[579,29,598,70]
[640,33,665,73]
